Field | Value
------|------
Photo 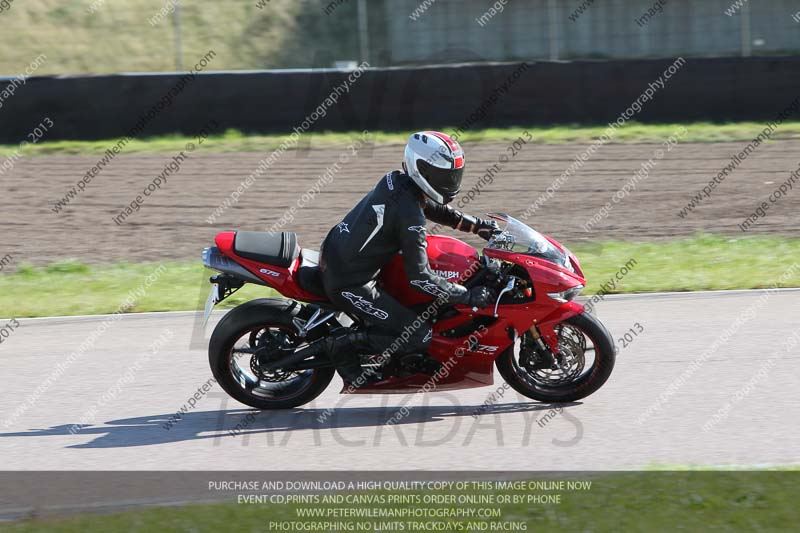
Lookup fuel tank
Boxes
[380,235,480,307]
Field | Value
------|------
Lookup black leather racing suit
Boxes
[319,170,480,361]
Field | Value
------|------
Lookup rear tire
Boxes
[496,312,615,403]
[209,298,335,410]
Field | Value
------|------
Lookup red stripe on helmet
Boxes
[425,131,460,154]
[454,156,464,169]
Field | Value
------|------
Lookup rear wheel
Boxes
[209,299,335,410]
[496,312,615,403]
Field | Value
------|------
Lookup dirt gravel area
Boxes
[1,140,799,267]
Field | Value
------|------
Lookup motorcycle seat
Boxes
[233,231,299,268]
[297,249,327,298]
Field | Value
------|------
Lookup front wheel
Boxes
[496,312,615,403]
[209,299,335,410]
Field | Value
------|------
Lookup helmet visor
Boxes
[417,159,464,198]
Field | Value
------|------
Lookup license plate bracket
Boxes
[202,274,245,326]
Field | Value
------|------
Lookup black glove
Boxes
[466,286,496,309]
[474,218,501,241]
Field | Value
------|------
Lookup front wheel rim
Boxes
[513,322,600,392]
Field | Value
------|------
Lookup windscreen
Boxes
[486,212,572,270]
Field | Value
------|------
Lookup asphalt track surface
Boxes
[2,289,799,472]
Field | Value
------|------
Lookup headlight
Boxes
[547,285,584,302]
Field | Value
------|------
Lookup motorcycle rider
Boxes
[292,131,500,386]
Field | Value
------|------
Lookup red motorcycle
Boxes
[202,213,615,409]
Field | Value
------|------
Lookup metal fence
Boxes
[0,0,798,76]
[379,0,800,64]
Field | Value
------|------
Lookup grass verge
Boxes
[3,121,800,157]
[5,472,799,531]
[1,235,798,319]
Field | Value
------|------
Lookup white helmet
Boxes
[403,131,465,204]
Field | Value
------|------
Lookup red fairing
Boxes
[484,248,586,293]
[214,231,236,254]
[380,235,480,306]
[214,231,327,302]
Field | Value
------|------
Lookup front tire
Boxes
[209,298,335,410]
[496,312,615,403]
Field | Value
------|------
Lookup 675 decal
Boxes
[466,337,500,355]
[473,344,499,354]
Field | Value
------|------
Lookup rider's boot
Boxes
[326,331,385,387]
